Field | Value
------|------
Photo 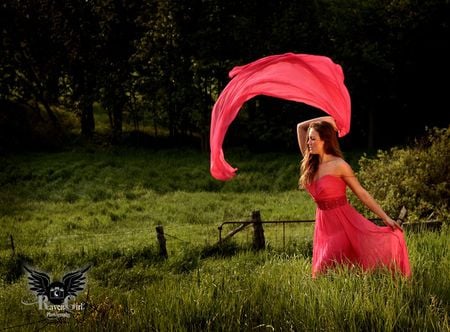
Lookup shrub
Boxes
[352,127,449,223]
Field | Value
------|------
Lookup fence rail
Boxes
[217,208,443,251]
[218,216,315,250]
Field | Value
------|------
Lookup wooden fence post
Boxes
[397,206,407,225]
[252,211,265,250]
[156,225,168,259]
[10,234,15,257]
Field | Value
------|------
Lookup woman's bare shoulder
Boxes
[334,158,355,176]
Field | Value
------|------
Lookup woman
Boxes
[297,116,411,278]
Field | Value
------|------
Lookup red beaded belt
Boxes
[315,196,347,210]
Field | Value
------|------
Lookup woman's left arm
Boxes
[338,161,403,231]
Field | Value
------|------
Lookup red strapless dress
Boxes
[306,175,411,278]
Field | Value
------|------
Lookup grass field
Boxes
[0,147,448,331]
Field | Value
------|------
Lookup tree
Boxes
[0,0,64,129]
[317,0,450,148]
[95,0,145,143]
[55,1,102,138]
[1,0,448,150]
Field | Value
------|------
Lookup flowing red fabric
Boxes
[210,53,351,180]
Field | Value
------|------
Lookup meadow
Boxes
[0,147,448,331]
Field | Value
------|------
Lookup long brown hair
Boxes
[299,121,343,188]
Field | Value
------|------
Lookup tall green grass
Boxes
[0,148,448,331]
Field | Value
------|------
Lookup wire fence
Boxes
[2,220,315,257]
[3,207,440,257]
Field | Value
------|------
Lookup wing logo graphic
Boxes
[24,264,91,306]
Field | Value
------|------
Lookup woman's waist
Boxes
[314,196,348,210]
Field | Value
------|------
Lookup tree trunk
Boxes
[40,98,60,130]
[111,103,123,144]
[81,101,95,137]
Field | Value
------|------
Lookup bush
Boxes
[352,127,449,223]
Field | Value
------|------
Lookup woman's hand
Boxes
[382,216,403,232]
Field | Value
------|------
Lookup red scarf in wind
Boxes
[210,53,351,180]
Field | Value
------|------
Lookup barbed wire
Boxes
[1,318,51,331]
[2,226,169,242]
[0,213,253,244]
[163,232,191,243]
[1,227,199,252]
[1,219,315,252]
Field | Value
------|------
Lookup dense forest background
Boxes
[1,0,449,152]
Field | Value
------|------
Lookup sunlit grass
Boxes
[0,148,448,331]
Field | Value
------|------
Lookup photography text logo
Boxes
[23,264,91,318]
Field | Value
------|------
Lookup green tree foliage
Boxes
[317,0,450,148]
[353,127,449,223]
[0,0,449,148]
[0,0,65,128]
